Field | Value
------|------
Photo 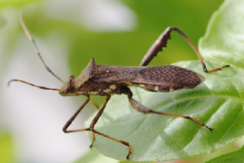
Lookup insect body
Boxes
[60,59,204,96]
[8,16,229,160]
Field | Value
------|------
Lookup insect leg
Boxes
[140,27,173,67]
[88,95,132,159]
[63,96,91,133]
[126,90,213,132]
[63,95,132,159]
[90,99,100,109]
[140,27,229,73]
[89,95,112,147]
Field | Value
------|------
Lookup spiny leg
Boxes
[126,89,213,132]
[63,95,132,160]
[140,27,229,73]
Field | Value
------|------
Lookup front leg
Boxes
[63,95,132,160]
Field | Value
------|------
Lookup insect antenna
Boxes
[8,79,60,91]
[19,14,65,84]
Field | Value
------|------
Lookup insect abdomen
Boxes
[131,65,205,92]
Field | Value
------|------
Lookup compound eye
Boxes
[65,87,70,93]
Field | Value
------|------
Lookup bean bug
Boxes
[8,16,229,160]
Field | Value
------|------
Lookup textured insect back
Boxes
[159,65,205,87]
[127,65,205,92]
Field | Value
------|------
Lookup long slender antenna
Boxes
[8,79,60,91]
[19,14,64,83]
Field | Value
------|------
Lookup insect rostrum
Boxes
[8,16,229,160]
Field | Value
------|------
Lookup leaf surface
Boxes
[206,145,244,163]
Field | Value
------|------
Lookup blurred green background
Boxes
[0,0,224,163]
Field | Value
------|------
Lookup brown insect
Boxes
[8,16,229,159]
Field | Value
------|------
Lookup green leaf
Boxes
[84,0,244,161]
[75,149,156,163]
[74,149,118,163]
[206,145,244,163]
[199,0,244,67]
